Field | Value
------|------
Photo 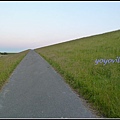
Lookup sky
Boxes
[0,1,120,53]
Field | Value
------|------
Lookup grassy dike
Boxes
[35,30,120,118]
[0,50,29,90]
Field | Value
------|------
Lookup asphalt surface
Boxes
[0,50,98,118]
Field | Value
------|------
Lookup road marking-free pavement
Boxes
[0,50,98,118]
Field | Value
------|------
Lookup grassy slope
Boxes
[0,50,29,90]
[35,30,120,118]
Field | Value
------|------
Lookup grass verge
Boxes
[0,50,29,90]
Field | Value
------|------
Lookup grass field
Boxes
[35,30,120,118]
[0,50,29,90]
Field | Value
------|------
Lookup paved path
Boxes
[0,50,98,118]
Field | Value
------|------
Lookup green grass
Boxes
[0,50,29,90]
[35,30,120,118]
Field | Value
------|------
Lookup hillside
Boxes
[35,30,120,118]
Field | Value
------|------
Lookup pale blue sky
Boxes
[0,1,120,52]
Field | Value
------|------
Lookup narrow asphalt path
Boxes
[0,50,98,118]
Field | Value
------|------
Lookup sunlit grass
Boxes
[0,50,29,90]
[35,30,120,118]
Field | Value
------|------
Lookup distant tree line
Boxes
[0,52,7,55]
